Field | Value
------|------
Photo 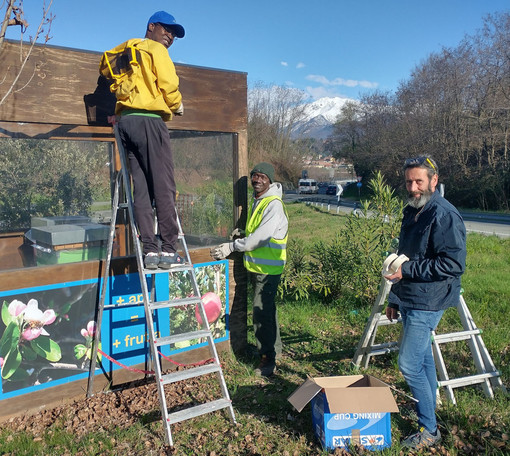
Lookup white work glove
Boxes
[230,228,245,240]
[174,103,184,116]
[210,242,234,260]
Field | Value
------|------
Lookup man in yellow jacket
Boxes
[100,11,184,269]
[211,163,289,377]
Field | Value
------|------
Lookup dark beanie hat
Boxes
[250,162,274,183]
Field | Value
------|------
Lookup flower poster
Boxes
[0,281,98,396]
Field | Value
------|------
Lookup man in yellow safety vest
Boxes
[211,162,288,377]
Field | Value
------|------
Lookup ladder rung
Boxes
[149,296,201,311]
[166,398,232,425]
[364,342,399,357]
[432,329,482,344]
[155,330,211,347]
[160,363,221,384]
[438,371,501,388]
[377,316,402,326]
[143,264,193,275]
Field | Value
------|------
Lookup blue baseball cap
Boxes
[147,11,185,38]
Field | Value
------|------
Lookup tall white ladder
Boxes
[87,125,236,446]
[352,278,506,404]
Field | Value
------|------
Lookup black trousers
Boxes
[118,115,178,255]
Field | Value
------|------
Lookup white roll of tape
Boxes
[382,253,409,277]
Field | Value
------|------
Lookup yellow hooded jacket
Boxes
[100,38,182,121]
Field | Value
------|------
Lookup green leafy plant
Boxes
[180,180,233,238]
[280,172,403,305]
[279,239,330,300]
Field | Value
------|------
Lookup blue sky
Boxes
[5,1,510,100]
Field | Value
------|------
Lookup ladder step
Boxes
[166,398,233,425]
[438,371,501,388]
[364,341,399,357]
[160,362,221,384]
[149,296,201,311]
[155,330,211,347]
[143,264,193,275]
[432,329,482,344]
[377,315,402,326]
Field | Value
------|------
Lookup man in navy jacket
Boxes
[384,155,466,451]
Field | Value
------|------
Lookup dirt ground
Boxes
[2,377,193,454]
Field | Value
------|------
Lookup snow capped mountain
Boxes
[292,96,355,139]
[304,96,352,123]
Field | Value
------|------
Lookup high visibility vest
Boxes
[244,195,288,275]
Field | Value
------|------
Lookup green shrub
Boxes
[281,172,403,306]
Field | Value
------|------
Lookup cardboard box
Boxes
[288,375,399,451]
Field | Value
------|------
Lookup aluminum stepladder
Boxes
[87,125,236,446]
[352,278,506,404]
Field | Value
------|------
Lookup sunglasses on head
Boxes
[404,156,436,173]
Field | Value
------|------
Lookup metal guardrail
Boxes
[460,211,510,225]
[287,194,510,225]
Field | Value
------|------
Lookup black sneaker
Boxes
[254,355,276,377]
[159,252,185,269]
[144,252,159,270]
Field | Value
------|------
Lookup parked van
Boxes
[298,178,318,194]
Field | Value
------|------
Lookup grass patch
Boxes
[286,202,347,244]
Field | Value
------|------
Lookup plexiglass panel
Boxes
[0,138,112,270]
[172,130,234,247]
[0,130,234,270]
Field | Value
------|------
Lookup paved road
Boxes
[285,193,510,239]
[462,220,510,238]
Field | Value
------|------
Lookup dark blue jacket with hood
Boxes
[388,190,466,311]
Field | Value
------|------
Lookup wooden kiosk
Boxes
[0,40,248,419]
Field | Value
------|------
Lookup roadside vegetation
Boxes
[248,12,510,213]
[1,176,509,455]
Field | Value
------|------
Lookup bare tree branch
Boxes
[0,0,16,48]
[0,0,54,106]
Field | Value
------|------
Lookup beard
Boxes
[407,188,433,208]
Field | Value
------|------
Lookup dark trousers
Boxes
[251,272,282,361]
[229,255,249,355]
[118,115,178,255]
